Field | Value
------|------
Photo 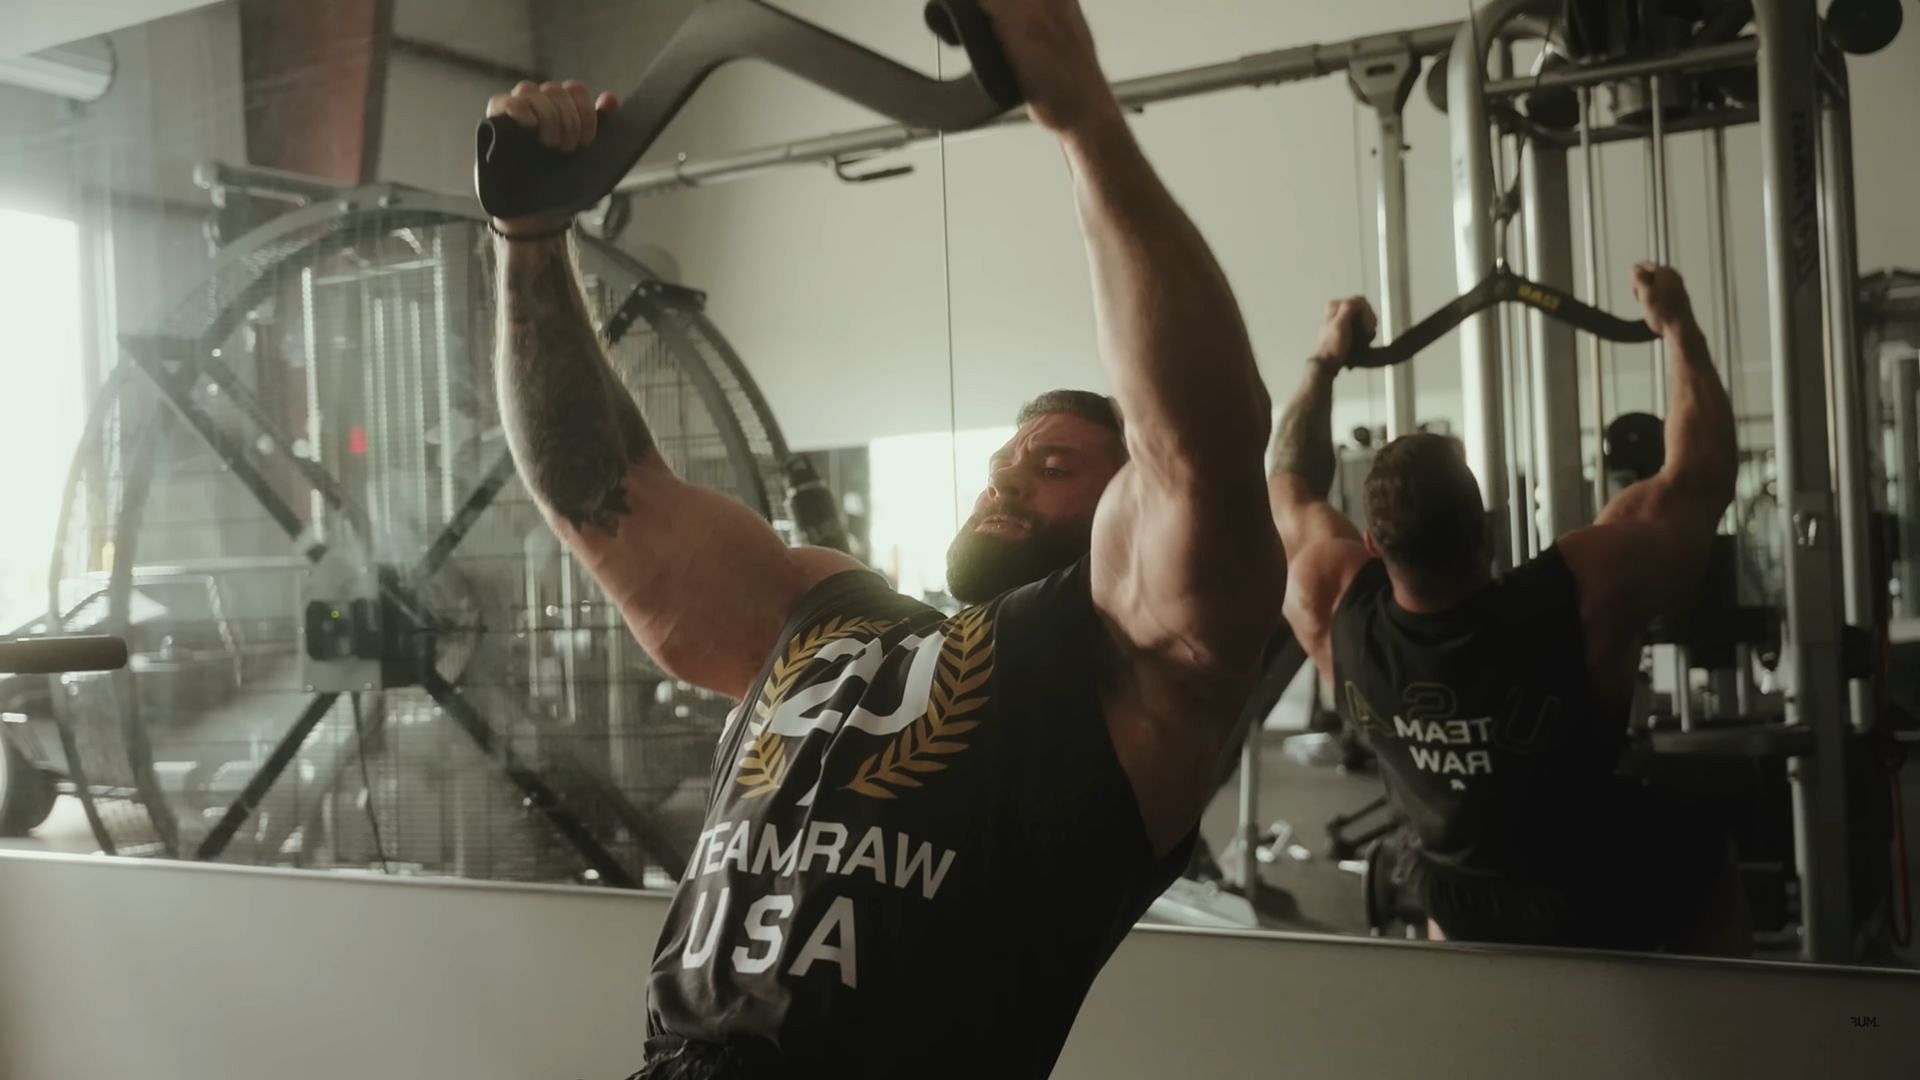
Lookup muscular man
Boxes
[1270,266,1749,954]
[486,2,1277,1074]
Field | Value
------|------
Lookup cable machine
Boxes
[1442,0,1903,963]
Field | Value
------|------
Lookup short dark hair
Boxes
[1016,389,1123,439]
[1363,433,1488,591]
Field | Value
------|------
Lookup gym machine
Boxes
[1862,270,1920,623]
[474,0,1021,219]
[1439,0,1909,963]
[453,0,1907,951]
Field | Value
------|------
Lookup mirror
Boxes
[931,2,1917,970]
[0,0,956,891]
[1,0,1914,980]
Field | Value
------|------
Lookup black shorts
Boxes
[1416,788,1733,952]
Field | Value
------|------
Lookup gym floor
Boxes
[1194,747,1377,937]
[1188,678,1920,968]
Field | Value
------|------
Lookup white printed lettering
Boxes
[1466,750,1493,774]
[730,894,795,975]
[895,838,957,900]
[720,820,752,872]
[799,821,849,874]
[764,636,881,739]
[1444,720,1471,744]
[843,632,943,735]
[683,827,715,881]
[753,824,800,876]
[680,887,732,969]
[789,896,858,989]
[702,825,730,874]
[842,826,888,885]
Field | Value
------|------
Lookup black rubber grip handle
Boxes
[477,0,1024,221]
[0,635,129,674]
[1348,269,1658,370]
[477,107,639,222]
[925,0,1022,112]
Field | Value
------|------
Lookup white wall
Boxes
[3,850,1917,1079]
[602,0,1920,455]
[379,0,544,194]
[4,0,224,58]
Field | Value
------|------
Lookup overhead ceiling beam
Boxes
[391,36,544,87]
[238,0,395,185]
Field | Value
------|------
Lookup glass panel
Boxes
[0,0,952,893]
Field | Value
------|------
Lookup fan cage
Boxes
[38,186,791,887]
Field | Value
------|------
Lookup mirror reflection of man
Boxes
[1269,268,1750,955]
[483,0,1280,1074]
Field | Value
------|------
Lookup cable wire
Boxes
[937,40,962,540]
[349,692,391,874]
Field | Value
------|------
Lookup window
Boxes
[867,426,1013,603]
[0,208,87,628]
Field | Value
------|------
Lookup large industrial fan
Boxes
[24,184,793,888]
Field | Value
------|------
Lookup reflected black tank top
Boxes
[1329,548,1627,873]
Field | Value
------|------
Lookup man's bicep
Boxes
[1282,538,1369,672]
[1092,469,1282,667]
[555,461,860,697]
[1269,475,1362,559]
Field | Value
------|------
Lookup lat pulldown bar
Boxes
[1346,266,1657,370]
[475,0,1022,220]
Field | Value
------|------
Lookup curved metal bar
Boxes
[1347,268,1656,370]
[475,0,1022,220]
[100,382,181,856]
[45,360,135,853]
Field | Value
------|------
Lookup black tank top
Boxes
[1329,548,1627,874]
[646,560,1187,1077]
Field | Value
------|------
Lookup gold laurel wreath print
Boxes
[843,605,994,800]
[735,616,893,798]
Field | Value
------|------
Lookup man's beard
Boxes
[944,510,1090,604]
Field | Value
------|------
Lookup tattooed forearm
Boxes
[494,234,656,538]
[1271,364,1338,500]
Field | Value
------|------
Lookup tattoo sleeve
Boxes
[494,235,657,538]
[1271,365,1338,500]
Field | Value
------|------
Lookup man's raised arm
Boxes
[980,0,1278,676]
[490,81,858,699]
[1560,266,1738,624]
[1269,299,1375,556]
[1268,300,1374,677]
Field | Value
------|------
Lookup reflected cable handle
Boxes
[1347,271,1658,369]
